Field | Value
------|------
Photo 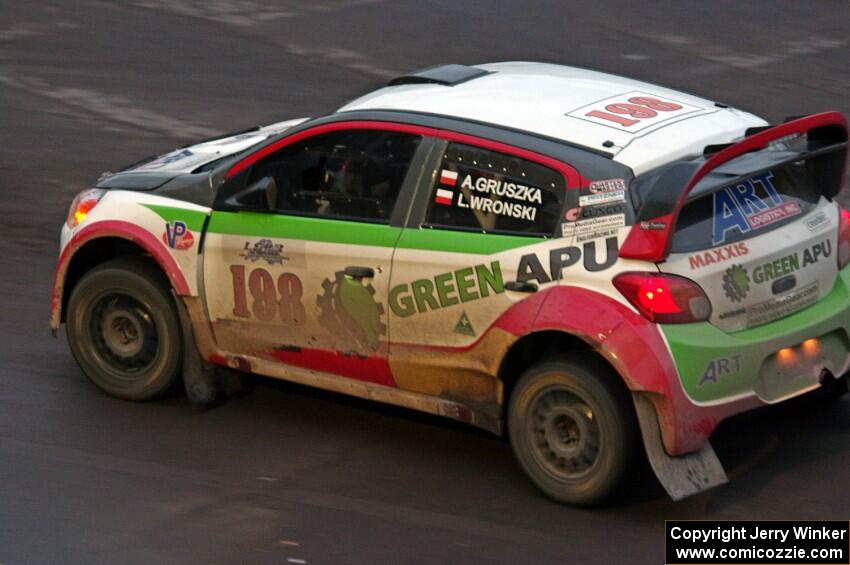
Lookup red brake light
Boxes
[66,189,105,228]
[612,272,711,324]
[837,206,850,270]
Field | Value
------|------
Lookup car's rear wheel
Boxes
[508,354,637,506]
[66,257,182,400]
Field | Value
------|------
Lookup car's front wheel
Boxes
[66,257,182,400]
[508,354,638,506]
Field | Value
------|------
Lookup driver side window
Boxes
[248,130,421,223]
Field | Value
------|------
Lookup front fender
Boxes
[50,219,193,329]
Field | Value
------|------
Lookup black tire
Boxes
[507,354,638,506]
[66,257,182,401]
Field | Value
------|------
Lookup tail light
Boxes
[613,272,711,324]
[66,189,106,228]
[837,206,850,270]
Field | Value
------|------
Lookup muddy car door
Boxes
[202,127,424,384]
[387,140,577,418]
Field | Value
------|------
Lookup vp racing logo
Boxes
[162,221,194,250]
[317,271,386,353]
[722,264,750,302]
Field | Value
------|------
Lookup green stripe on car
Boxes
[204,211,541,254]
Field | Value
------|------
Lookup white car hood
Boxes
[126,117,309,174]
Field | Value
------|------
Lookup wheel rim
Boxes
[88,292,159,379]
[528,386,601,481]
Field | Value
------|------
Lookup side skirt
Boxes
[633,392,728,500]
[178,296,502,434]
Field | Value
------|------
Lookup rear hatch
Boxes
[626,113,848,333]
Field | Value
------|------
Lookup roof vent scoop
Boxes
[387,64,490,87]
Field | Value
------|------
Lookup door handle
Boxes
[344,266,375,279]
[505,281,538,293]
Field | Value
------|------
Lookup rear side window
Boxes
[424,143,565,236]
[672,162,822,253]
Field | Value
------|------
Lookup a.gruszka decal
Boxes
[456,174,543,221]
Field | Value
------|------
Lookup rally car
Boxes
[51,62,849,505]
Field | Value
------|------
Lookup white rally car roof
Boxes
[339,62,768,175]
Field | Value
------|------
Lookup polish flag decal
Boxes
[439,169,458,186]
[434,188,453,205]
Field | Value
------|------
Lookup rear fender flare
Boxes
[509,285,715,455]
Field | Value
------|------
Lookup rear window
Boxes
[671,162,822,253]
[424,143,565,236]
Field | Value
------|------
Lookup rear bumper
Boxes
[656,267,850,450]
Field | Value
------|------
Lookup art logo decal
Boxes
[699,353,743,386]
[162,221,194,250]
[318,271,386,352]
[712,171,801,245]
[240,239,288,265]
[722,264,750,302]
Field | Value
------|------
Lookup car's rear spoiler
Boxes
[619,111,849,261]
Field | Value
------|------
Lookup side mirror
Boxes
[224,176,277,211]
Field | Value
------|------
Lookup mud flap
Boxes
[174,294,245,407]
[633,393,728,500]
